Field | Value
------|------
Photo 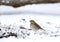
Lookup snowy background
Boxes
[0,3,60,42]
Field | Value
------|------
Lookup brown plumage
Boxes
[30,20,45,31]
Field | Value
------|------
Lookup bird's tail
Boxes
[41,28,45,31]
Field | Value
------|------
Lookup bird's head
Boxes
[30,20,35,24]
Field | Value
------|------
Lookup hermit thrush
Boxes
[30,20,45,31]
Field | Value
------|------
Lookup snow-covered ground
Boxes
[0,3,60,42]
[0,3,60,14]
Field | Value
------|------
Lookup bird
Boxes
[30,20,45,31]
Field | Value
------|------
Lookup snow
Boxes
[0,3,60,42]
[0,35,60,42]
[0,3,60,14]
